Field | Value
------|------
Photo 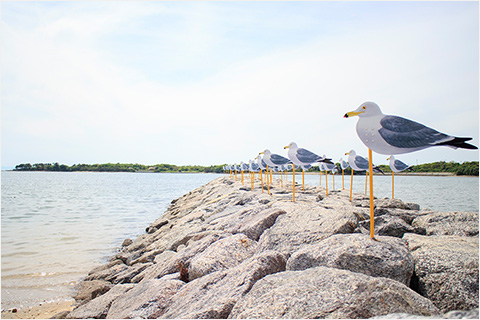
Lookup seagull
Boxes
[344,101,477,240]
[284,142,331,194]
[387,155,413,200]
[339,158,350,190]
[255,155,267,193]
[387,155,413,173]
[344,101,478,155]
[345,150,384,201]
[345,150,384,174]
[260,149,291,167]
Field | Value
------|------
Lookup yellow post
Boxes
[392,171,395,199]
[241,170,244,185]
[325,170,328,196]
[235,170,237,181]
[260,169,264,192]
[251,172,254,191]
[368,149,375,239]
[365,171,368,195]
[302,169,305,191]
[349,169,353,202]
[293,165,296,202]
[342,169,345,190]
[319,170,322,186]
[332,172,335,190]
[266,166,270,194]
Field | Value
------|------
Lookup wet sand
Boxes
[1,300,74,319]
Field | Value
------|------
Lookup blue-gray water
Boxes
[1,171,478,310]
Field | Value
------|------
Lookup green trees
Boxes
[12,161,478,175]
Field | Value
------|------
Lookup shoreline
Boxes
[1,300,74,319]
[3,170,477,177]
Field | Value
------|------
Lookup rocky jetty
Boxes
[65,176,478,319]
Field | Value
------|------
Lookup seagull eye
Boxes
[362,106,366,110]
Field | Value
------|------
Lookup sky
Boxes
[1,0,479,168]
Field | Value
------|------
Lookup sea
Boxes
[1,171,478,310]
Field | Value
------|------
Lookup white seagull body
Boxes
[345,150,384,174]
[284,142,333,169]
[344,102,477,155]
[387,155,412,173]
[259,149,291,168]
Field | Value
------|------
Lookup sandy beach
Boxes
[1,300,74,319]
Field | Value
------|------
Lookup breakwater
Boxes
[65,176,478,319]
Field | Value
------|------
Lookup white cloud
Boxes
[1,1,478,167]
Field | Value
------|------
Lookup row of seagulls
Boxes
[345,101,477,239]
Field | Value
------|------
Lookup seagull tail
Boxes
[373,166,385,175]
[436,137,478,150]
[319,158,334,164]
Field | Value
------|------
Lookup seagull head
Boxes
[345,149,356,156]
[344,101,382,118]
[284,142,297,149]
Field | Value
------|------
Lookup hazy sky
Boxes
[2,1,479,168]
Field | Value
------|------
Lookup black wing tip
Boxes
[436,137,478,150]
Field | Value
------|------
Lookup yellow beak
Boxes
[345,152,350,155]
[284,145,289,149]
[344,110,364,118]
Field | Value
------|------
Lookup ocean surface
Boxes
[1,171,478,310]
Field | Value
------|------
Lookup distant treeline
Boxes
[13,162,224,173]
[12,161,479,176]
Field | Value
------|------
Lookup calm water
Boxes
[1,171,222,310]
[1,171,478,310]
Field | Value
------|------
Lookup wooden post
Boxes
[293,165,296,202]
[368,149,375,239]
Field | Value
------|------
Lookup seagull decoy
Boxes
[387,155,413,199]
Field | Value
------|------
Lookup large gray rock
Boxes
[136,232,232,283]
[188,233,258,281]
[287,234,414,285]
[357,215,418,238]
[106,278,184,319]
[157,251,287,319]
[257,200,359,257]
[404,233,479,312]
[226,208,286,241]
[72,279,114,306]
[229,266,439,319]
[67,283,135,319]
[412,212,479,237]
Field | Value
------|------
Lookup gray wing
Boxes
[354,155,370,170]
[379,115,451,149]
[270,153,290,165]
[394,159,410,172]
[296,148,320,164]
[340,160,349,170]
[261,159,267,168]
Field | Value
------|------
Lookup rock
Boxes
[404,233,479,312]
[66,284,135,319]
[84,263,129,282]
[188,234,258,281]
[287,234,414,285]
[257,200,358,257]
[106,278,184,319]
[121,239,133,247]
[105,262,152,284]
[357,215,418,238]
[138,232,232,283]
[443,308,479,319]
[229,266,439,319]
[412,212,479,237]
[226,208,286,241]
[157,251,287,319]
[50,311,71,319]
[72,280,114,305]
[371,308,479,319]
